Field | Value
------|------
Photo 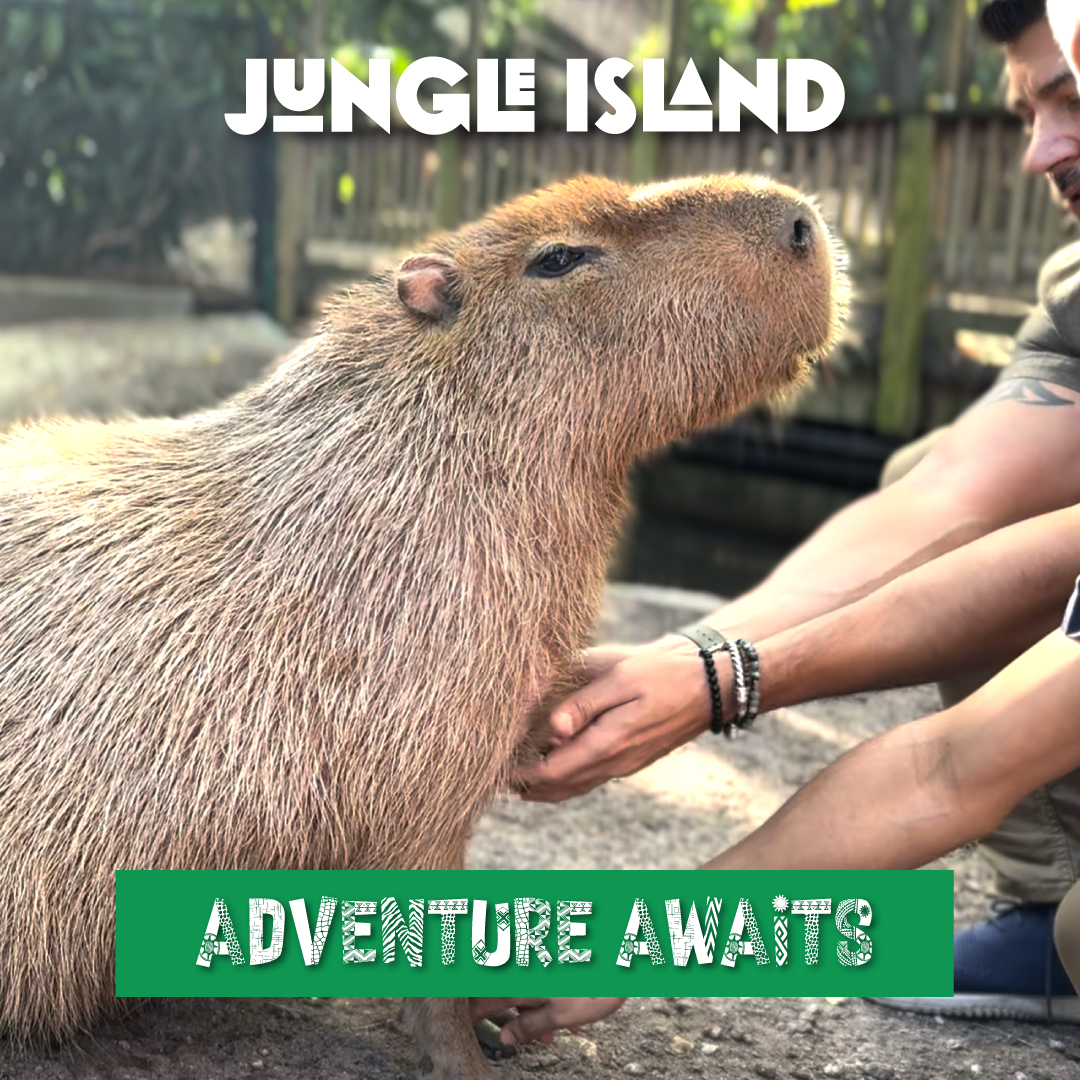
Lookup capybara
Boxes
[0,174,846,1078]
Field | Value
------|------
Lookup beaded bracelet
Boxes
[727,636,748,724]
[677,623,730,737]
[737,638,761,728]
[678,625,763,736]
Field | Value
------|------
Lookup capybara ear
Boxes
[397,254,457,321]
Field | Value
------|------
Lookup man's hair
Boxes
[979,0,1046,42]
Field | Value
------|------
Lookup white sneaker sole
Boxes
[866,995,1080,1024]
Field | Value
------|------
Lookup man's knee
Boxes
[1054,880,1080,991]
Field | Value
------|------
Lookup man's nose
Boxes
[1024,113,1078,176]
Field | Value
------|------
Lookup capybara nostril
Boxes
[791,215,813,254]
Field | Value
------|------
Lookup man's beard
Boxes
[1052,164,1080,215]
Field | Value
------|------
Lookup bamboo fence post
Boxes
[874,113,935,438]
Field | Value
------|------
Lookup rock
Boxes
[518,1051,560,1070]
[476,1019,517,1062]
[623,1064,645,1075]
[559,1036,597,1061]
[700,1044,720,1055]
[670,1036,694,1055]
[755,1067,779,1079]
[864,1067,897,1080]
[946,1039,966,1050]
[594,582,723,646]
[0,313,292,428]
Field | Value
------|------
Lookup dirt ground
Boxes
[3,585,1079,1080]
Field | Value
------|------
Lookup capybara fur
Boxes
[0,174,846,1078]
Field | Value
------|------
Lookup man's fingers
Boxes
[499,1002,564,1045]
[548,677,636,739]
[473,997,630,1046]
[521,703,642,801]
[470,997,545,1022]
[503,998,629,1044]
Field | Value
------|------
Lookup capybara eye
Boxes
[527,244,591,278]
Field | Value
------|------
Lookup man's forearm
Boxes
[753,502,1080,712]
[702,720,980,870]
[705,630,1080,872]
[703,381,1080,645]
[709,481,990,644]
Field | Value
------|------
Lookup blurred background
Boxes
[0,0,1072,594]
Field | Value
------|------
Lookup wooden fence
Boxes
[297,116,1077,297]
[278,115,1079,437]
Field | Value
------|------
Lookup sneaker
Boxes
[867,901,1080,1023]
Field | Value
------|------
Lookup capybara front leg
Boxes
[402,997,493,1080]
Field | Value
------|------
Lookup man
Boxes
[516,0,1080,1024]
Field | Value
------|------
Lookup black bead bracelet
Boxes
[678,625,762,737]
[677,623,730,737]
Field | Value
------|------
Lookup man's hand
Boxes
[520,636,714,802]
[470,997,628,1045]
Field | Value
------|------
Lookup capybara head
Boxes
[324,173,846,468]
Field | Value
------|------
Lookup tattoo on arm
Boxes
[979,379,1075,408]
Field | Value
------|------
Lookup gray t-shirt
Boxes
[1000,241,1080,394]
[1004,244,1080,624]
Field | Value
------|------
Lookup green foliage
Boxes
[0,0,1011,277]
[0,0,257,275]
[678,0,1006,117]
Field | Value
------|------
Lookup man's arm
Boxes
[721,238,1080,642]
[715,376,1080,643]
[705,628,1080,871]
[483,631,1080,1045]
[522,500,1080,801]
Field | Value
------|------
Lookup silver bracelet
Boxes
[725,640,747,725]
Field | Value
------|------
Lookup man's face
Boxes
[1006,16,1080,216]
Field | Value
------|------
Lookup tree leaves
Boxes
[0,1,255,276]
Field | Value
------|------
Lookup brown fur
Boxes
[0,175,846,1077]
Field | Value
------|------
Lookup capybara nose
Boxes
[774,202,815,256]
[790,214,812,253]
